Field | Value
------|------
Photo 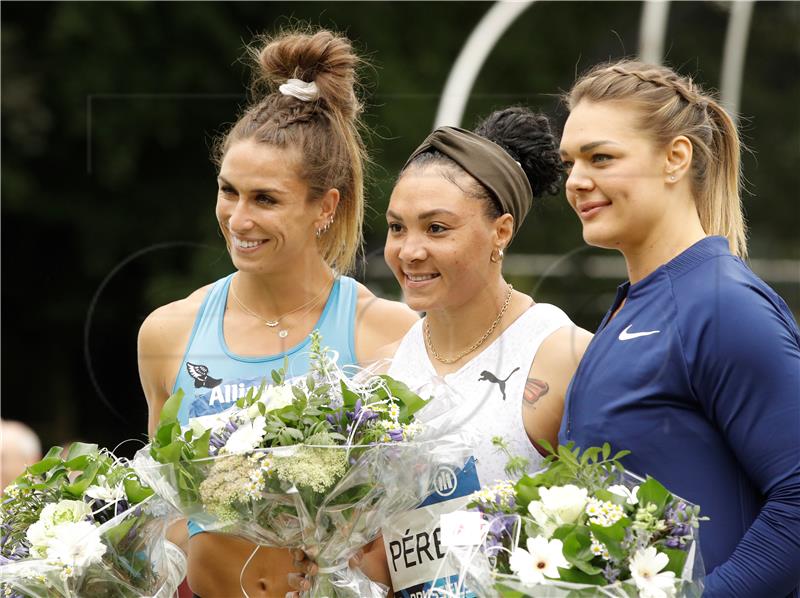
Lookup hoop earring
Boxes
[490,247,504,263]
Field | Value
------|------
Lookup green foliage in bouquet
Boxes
[468,441,705,597]
[148,330,430,513]
[0,443,162,597]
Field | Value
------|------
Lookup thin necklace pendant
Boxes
[264,320,280,327]
[278,329,289,339]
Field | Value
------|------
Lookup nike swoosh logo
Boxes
[619,325,661,341]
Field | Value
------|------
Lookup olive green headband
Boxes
[403,126,533,242]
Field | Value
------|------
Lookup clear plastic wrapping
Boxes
[133,334,475,598]
[0,495,186,598]
[135,436,471,597]
[439,450,706,598]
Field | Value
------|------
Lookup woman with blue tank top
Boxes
[288,109,594,597]
[558,61,800,596]
[137,29,417,598]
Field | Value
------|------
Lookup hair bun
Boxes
[253,30,361,119]
[473,107,562,198]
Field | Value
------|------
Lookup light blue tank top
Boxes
[171,273,359,536]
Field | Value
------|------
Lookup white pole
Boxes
[638,0,672,65]
[720,0,756,124]
[434,1,534,129]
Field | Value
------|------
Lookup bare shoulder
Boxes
[138,284,212,351]
[353,282,419,363]
[138,284,213,431]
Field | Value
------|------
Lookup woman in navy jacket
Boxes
[558,60,800,597]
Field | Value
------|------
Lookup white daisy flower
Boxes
[509,535,570,585]
[629,546,677,598]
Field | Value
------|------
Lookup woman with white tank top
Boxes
[288,107,592,597]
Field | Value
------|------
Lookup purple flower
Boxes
[387,429,404,442]
[603,563,620,583]
[665,536,682,548]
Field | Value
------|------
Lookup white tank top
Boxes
[383,303,574,597]
[389,302,574,485]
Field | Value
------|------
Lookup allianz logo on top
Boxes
[432,466,458,498]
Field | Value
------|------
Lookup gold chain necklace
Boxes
[425,284,514,365]
[229,276,333,339]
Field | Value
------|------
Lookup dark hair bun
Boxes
[473,107,562,198]
[253,30,361,119]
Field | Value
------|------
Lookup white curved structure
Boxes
[721,0,755,123]
[433,1,534,128]
[638,0,672,64]
[434,0,754,132]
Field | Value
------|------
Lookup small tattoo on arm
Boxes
[523,378,549,408]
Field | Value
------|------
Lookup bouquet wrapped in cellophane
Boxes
[0,443,185,598]
[439,441,705,598]
[132,331,473,598]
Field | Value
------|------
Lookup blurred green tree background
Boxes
[3,1,798,453]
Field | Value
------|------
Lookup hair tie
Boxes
[279,78,319,102]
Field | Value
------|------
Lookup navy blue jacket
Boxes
[560,236,800,597]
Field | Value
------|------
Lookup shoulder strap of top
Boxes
[315,276,359,364]
[180,274,234,360]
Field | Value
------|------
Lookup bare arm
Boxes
[137,291,206,554]
[522,325,593,454]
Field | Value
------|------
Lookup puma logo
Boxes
[478,367,520,401]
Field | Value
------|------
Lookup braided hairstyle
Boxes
[567,60,747,258]
[404,107,563,221]
[213,29,367,274]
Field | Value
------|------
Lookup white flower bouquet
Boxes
[440,442,705,598]
[0,443,185,598]
[133,331,472,598]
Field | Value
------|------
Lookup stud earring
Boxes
[491,247,504,263]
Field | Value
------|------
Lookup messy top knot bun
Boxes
[214,28,367,274]
[253,29,361,120]
[473,107,562,200]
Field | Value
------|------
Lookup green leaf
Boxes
[64,442,98,467]
[156,421,179,448]
[123,476,154,503]
[552,524,577,541]
[380,376,429,419]
[556,567,606,585]
[537,438,555,456]
[661,547,688,576]
[191,428,211,458]
[151,441,183,463]
[495,583,527,598]
[637,477,672,515]
[562,527,602,575]
[271,369,283,385]
[103,516,137,547]
[589,518,629,561]
[64,460,101,496]
[514,475,540,508]
[285,428,304,441]
[159,389,184,426]
[26,445,64,475]
[601,443,611,460]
